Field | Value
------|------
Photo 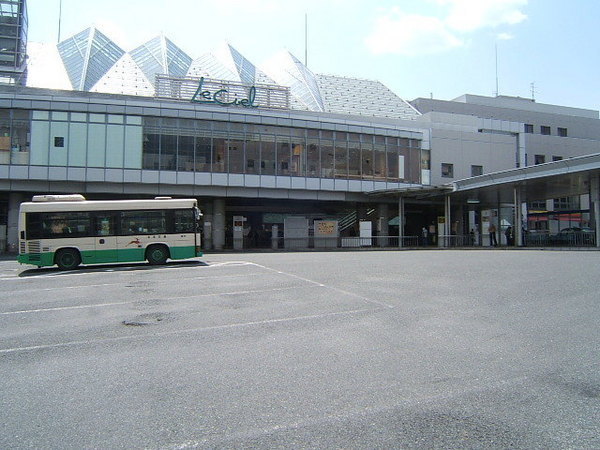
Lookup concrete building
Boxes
[411,95,600,237]
[1,18,600,252]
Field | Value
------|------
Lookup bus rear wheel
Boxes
[147,245,169,265]
[55,249,81,270]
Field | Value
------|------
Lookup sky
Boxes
[26,0,600,111]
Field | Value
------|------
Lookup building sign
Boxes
[191,77,258,108]
[155,75,290,110]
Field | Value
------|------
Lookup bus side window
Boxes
[96,216,114,236]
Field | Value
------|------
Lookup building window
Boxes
[471,165,483,177]
[441,163,454,178]
[541,126,551,135]
[534,154,546,165]
[557,127,568,137]
[552,156,563,162]
[529,200,547,211]
[524,124,534,133]
[54,137,65,147]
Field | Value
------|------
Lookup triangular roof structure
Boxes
[129,35,192,86]
[91,53,154,96]
[57,27,125,91]
[261,50,325,112]
[187,42,275,86]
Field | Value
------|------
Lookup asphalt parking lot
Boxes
[1,250,599,449]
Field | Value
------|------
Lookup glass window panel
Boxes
[387,141,399,180]
[228,134,244,174]
[178,135,194,171]
[124,125,142,169]
[361,141,373,179]
[174,209,195,233]
[421,149,431,170]
[348,140,360,178]
[70,112,87,122]
[106,124,125,168]
[277,137,291,175]
[68,122,87,167]
[31,212,92,239]
[195,135,211,172]
[373,142,386,180]
[321,139,333,178]
[87,123,106,168]
[89,113,106,123]
[51,111,68,121]
[121,210,166,234]
[307,140,319,177]
[246,137,260,175]
[160,134,177,171]
[143,133,160,170]
[291,139,305,176]
[126,116,142,125]
[408,147,420,183]
[261,135,275,175]
[334,140,347,178]
[212,136,226,173]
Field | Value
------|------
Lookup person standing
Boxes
[488,223,498,247]
[505,226,513,246]
[421,227,428,246]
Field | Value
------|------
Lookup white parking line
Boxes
[249,262,395,309]
[0,301,135,315]
[0,284,319,316]
[5,272,271,293]
[0,306,381,354]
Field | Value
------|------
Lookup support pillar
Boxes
[212,198,225,250]
[202,201,213,251]
[439,195,451,247]
[378,203,389,247]
[7,192,25,253]
[514,186,523,247]
[591,174,600,248]
[398,196,405,248]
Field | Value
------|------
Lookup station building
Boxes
[1,22,600,252]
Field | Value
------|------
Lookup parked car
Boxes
[552,227,595,246]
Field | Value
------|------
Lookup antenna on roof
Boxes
[57,0,63,43]
[530,82,536,102]
[304,13,308,67]
[494,42,499,97]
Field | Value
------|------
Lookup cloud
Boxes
[365,0,527,56]
[443,0,527,32]
[366,10,463,56]
[497,32,514,40]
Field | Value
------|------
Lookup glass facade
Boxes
[141,118,422,183]
[0,0,27,84]
[0,106,423,185]
[0,108,29,164]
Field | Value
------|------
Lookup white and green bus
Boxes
[18,195,203,270]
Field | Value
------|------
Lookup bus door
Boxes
[94,213,118,264]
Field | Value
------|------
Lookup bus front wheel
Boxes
[147,245,169,265]
[55,249,81,270]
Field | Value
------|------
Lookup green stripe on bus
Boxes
[18,245,202,268]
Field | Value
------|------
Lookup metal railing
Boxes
[222,232,598,251]
[523,230,596,247]
[267,235,424,250]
